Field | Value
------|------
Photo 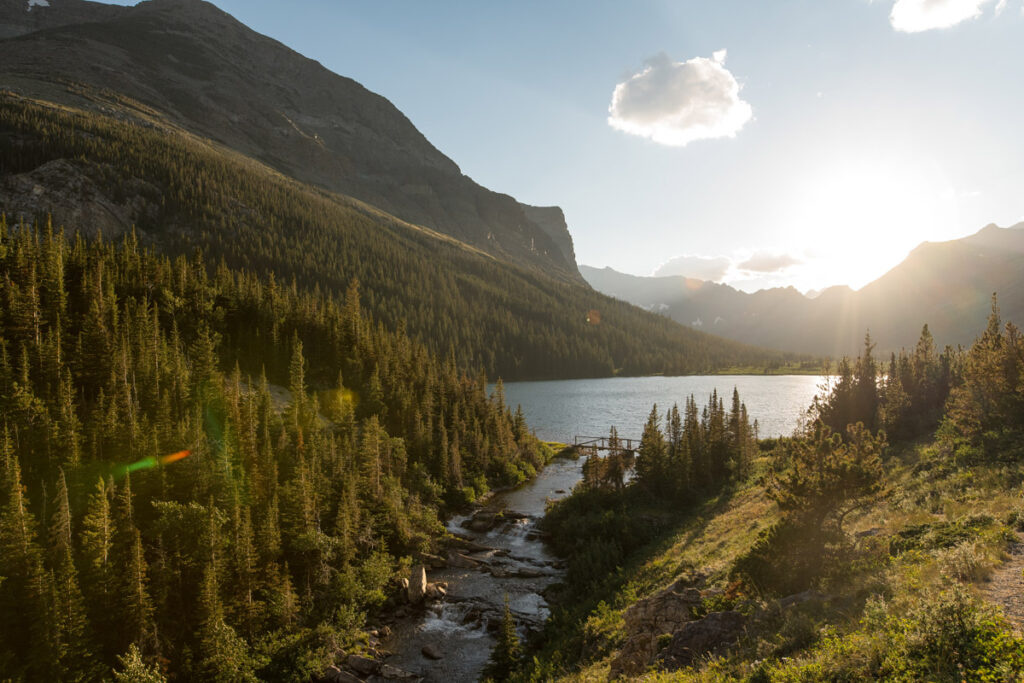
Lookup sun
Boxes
[781,157,961,292]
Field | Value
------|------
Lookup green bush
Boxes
[731,518,844,596]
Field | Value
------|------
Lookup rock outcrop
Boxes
[656,611,746,671]
[610,580,705,678]
[0,159,159,240]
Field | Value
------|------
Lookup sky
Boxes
[102,0,1024,293]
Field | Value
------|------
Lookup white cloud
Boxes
[889,0,993,32]
[652,254,731,281]
[737,252,802,273]
[608,51,753,147]
[995,0,1007,15]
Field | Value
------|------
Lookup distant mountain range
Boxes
[582,222,1024,357]
[0,0,580,282]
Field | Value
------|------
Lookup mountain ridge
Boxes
[582,222,1024,357]
[0,0,583,282]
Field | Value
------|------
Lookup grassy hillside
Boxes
[517,306,1024,681]
[0,92,799,381]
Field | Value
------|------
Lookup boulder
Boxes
[318,665,363,683]
[777,590,826,610]
[378,663,419,679]
[609,581,705,677]
[514,567,547,578]
[346,654,379,676]
[446,552,479,569]
[657,611,747,671]
[407,565,427,604]
[424,583,447,601]
[466,511,497,532]
[421,643,444,660]
[446,535,498,554]
[418,552,447,569]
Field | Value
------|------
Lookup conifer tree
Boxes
[49,469,100,681]
[80,476,116,659]
[484,594,520,681]
[112,643,168,683]
[636,404,668,497]
[0,439,57,679]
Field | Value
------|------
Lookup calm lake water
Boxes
[498,375,826,442]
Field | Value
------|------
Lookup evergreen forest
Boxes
[0,219,553,680]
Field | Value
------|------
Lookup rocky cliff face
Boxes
[0,0,582,281]
[520,204,578,268]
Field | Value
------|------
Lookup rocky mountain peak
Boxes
[0,0,582,281]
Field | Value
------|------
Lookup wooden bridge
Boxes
[573,435,640,455]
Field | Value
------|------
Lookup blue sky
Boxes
[105,0,1024,292]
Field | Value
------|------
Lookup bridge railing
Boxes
[573,435,640,451]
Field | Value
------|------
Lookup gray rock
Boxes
[318,665,363,683]
[421,643,444,660]
[466,511,497,532]
[610,579,706,677]
[424,583,447,601]
[346,654,379,676]
[378,663,419,679]
[407,565,427,604]
[418,552,447,569]
[446,552,479,569]
[446,536,499,554]
[515,567,548,578]
[777,590,826,610]
[658,611,747,670]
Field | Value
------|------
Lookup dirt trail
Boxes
[982,533,1024,631]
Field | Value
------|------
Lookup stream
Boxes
[380,457,585,681]
[380,375,822,681]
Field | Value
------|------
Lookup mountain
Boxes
[582,222,1024,357]
[0,1,797,380]
[0,0,580,282]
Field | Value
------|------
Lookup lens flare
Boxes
[160,449,191,465]
[114,450,192,479]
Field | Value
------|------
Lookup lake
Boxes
[498,375,826,442]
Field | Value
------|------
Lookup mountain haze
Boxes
[0,0,581,282]
[582,222,1024,357]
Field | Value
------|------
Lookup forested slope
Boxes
[0,219,558,680]
[0,93,795,380]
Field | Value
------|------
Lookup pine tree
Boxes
[112,643,168,683]
[0,442,57,679]
[49,469,101,681]
[80,476,115,659]
[636,404,668,497]
[484,594,520,681]
[196,561,257,682]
